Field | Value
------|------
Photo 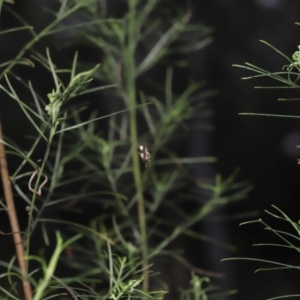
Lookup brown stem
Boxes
[0,119,33,300]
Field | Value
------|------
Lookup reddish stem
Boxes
[0,119,33,300]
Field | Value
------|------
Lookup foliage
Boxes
[0,0,250,299]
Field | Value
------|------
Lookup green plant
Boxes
[224,206,300,300]
[223,30,300,299]
[179,272,237,300]
[0,1,251,299]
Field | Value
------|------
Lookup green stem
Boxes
[125,0,149,291]
[25,127,55,258]
[28,121,65,236]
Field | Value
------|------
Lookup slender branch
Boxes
[0,118,33,300]
[52,275,78,300]
[126,0,149,291]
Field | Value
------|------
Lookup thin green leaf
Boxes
[0,25,33,35]
[1,75,48,140]
[267,294,300,300]
[154,156,217,165]
[222,257,300,270]
[56,103,151,134]
[259,40,293,63]
[76,84,116,96]
[238,113,300,119]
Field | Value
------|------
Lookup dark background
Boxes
[1,0,300,299]
[193,1,300,299]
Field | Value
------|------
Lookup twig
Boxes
[0,118,33,300]
[181,259,224,279]
[52,275,78,300]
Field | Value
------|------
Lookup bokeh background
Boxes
[192,1,300,299]
[2,0,300,299]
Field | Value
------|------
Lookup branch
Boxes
[0,118,33,300]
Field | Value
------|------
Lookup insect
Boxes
[139,145,151,167]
